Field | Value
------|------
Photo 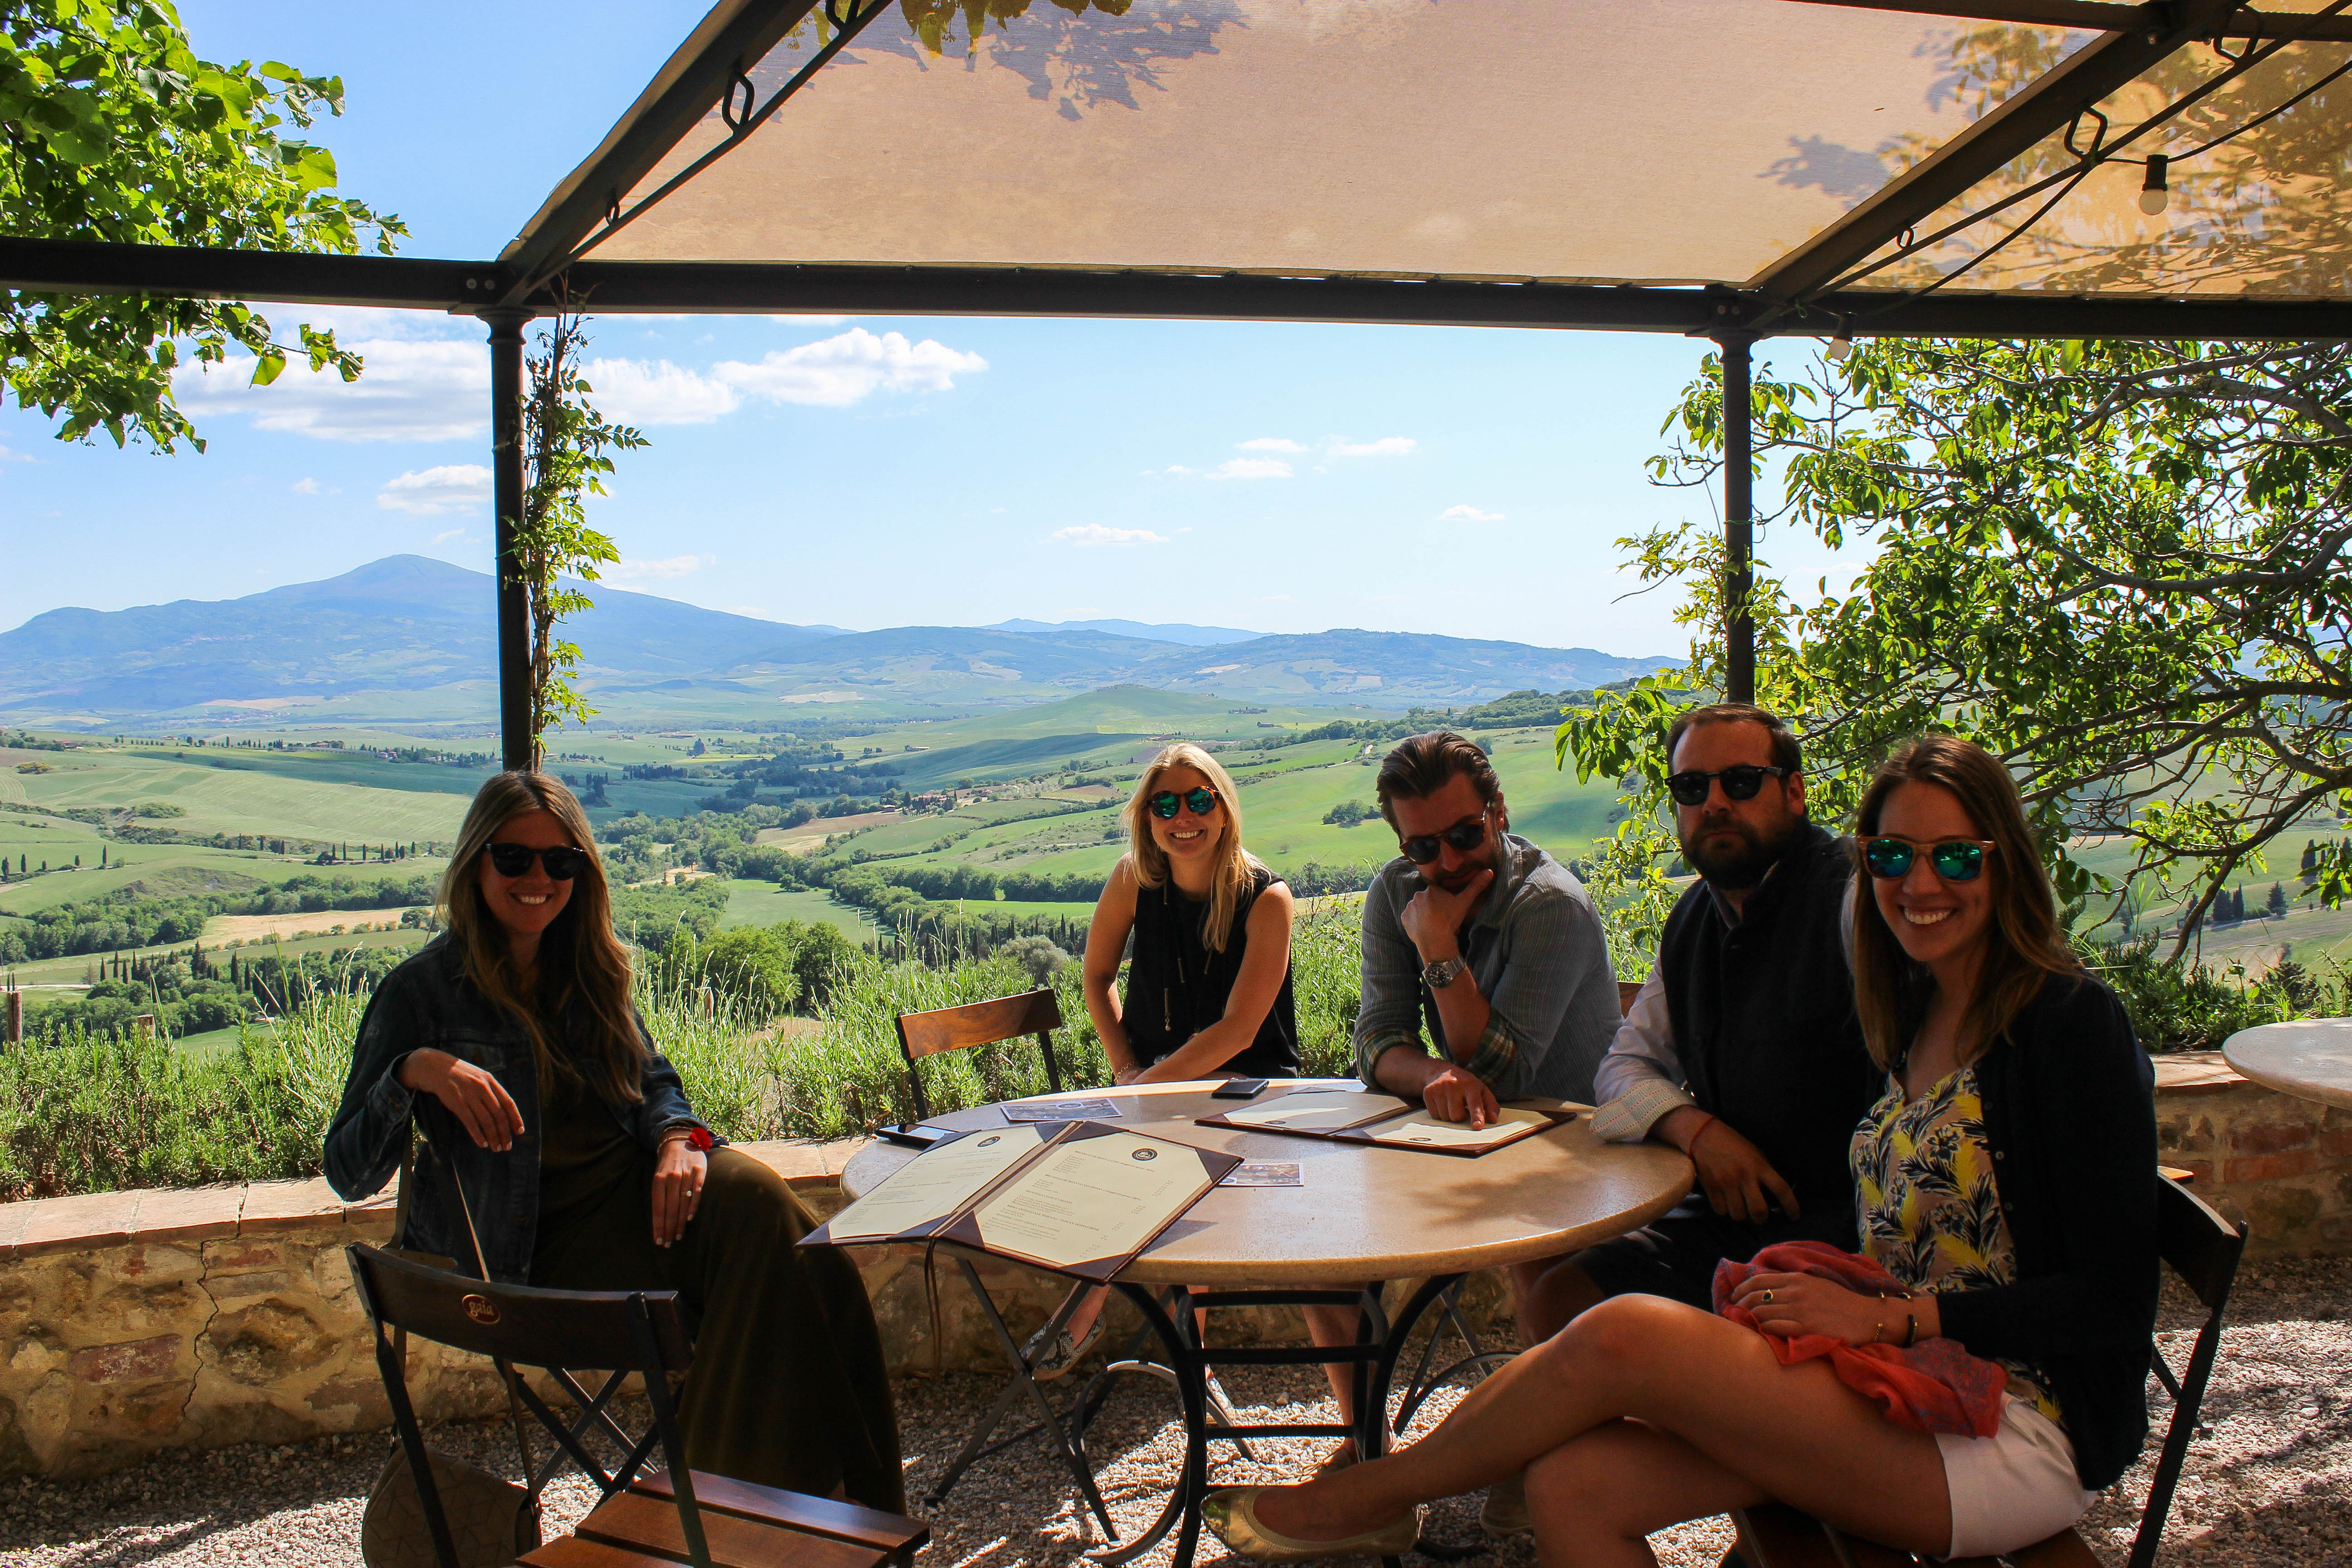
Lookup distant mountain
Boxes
[0,556,1674,724]
[990,617,1261,646]
[0,556,841,717]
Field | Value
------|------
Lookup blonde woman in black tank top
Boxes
[1018,745,1298,1399]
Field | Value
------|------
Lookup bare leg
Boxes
[1300,1298,1366,1460]
[1508,1255,1607,1345]
[1525,1420,1768,1568]
[1247,1294,1952,1557]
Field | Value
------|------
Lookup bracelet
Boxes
[1902,1309,1920,1348]
[1868,1318,1885,1346]
[1683,1112,1722,1156]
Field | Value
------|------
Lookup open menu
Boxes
[1199,1090,1584,1157]
[802,1122,1241,1280]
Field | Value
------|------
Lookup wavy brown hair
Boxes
[1122,743,1262,953]
[441,771,645,1105]
[1850,735,2082,1070]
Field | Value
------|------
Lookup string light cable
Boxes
[1771,0,2352,336]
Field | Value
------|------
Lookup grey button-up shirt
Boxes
[1352,832,1621,1102]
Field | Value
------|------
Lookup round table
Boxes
[844,1079,1692,1566]
[2223,1017,2352,1109]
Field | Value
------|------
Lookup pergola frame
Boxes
[6,0,2348,768]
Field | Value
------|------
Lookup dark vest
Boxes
[1657,821,1876,1212]
[1126,865,1299,1077]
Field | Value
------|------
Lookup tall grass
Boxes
[29,899,2334,1200]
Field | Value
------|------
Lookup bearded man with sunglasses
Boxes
[1353,730,1621,1121]
[1519,704,1879,1331]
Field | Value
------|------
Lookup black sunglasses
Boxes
[485,842,589,881]
[1665,764,1789,807]
[1401,808,1491,865]
[1862,836,1996,883]
[1147,786,1221,819]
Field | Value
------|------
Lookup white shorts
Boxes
[1934,1394,2098,1559]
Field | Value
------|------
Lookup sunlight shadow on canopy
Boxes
[591,0,2087,288]
[1851,26,2352,299]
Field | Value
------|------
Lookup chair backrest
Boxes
[894,988,1063,1119]
[2157,1174,2245,1311]
[349,1243,715,1568]
[348,1242,695,1372]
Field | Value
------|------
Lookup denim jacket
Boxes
[323,936,713,1284]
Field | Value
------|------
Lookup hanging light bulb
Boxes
[2140,153,2171,216]
[1825,335,1855,363]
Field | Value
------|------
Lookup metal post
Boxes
[485,308,534,772]
[1720,335,1755,705]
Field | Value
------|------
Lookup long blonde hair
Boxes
[1849,736,2082,1070]
[1123,743,1262,952]
[441,771,646,1105]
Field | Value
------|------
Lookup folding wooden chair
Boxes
[893,986,1063,1122]
[348,1243,929,1568]
[1730,1176,2248,1568]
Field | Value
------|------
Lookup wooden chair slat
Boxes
[2005,1529,2103,1568]
[632,1470,926,1556]
[351,1245,694,1370]
[1733,1504,1916,1568]
[520,1536,680,1568]
[894,989,1061,1061]
[579,1490,889,1568]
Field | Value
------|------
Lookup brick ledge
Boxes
[0,1137,868,1263]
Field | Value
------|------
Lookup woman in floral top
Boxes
[1203,735,2156,1564]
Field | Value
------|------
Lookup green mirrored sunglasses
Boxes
[1862,835,1996,882]
[1147,786,1220,819]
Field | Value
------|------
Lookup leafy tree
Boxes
[2,0,402,449]
[2269,881,2288,917]
[511,312,645,766]
[1563,339,2352,961]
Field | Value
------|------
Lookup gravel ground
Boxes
[5,1259,2348,1568]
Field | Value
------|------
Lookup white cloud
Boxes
[607,554,713,582]
[377,465,493,516]
[289,477,321,495]
[431,527,469,545]
[1211,457,1293,480]
[1052,525,1170,547]
[241,302,480,343]
[1440,504,1504,522]
[0,442,33,463]
[714,328,986,407]
[1329,436,1417,457]
[178,339,490,442]
[1238,437,1306,452]
[580,358,740,426]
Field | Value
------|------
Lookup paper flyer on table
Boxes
[1219,1091,1407,1132]
[1354,1107,1553,1151]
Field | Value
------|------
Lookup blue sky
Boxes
[1,1,1845,654]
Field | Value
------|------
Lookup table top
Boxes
[839,1080,1694,1288]
[2223,1018,2352,1110]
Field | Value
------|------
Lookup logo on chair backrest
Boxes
[461,1294,500,1325]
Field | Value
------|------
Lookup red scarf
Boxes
[1713,1240,2008,1438]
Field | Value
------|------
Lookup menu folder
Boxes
[804,1120,1240,1282]
[1197,1093,1583,1158]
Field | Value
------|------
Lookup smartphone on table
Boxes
[1211,1078,1270,1101]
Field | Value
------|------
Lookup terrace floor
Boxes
[4,1259,2346,1568]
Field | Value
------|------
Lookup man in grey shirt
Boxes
[1352,731,1621,1115]
[1304,730,1620,1508]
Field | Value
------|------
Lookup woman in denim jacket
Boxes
[326,772,901,1509]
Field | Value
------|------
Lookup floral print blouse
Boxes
[1852,1061,2062,1424]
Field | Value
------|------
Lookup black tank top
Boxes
[1124,864,1299,1077]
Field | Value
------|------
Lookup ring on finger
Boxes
[1760,1289,1774,1304]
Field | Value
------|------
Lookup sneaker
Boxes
[1022,1315,1105,1381]
[1480,1468,1531,1539]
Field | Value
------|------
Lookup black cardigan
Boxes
[1931,972,2159,1492]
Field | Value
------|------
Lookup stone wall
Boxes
[2152,1050,2352,1253]
[0,1054,2322,1479]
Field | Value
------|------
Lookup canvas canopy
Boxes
[6,0,2350,760]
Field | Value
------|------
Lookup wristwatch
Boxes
[1422,956,1468,990]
